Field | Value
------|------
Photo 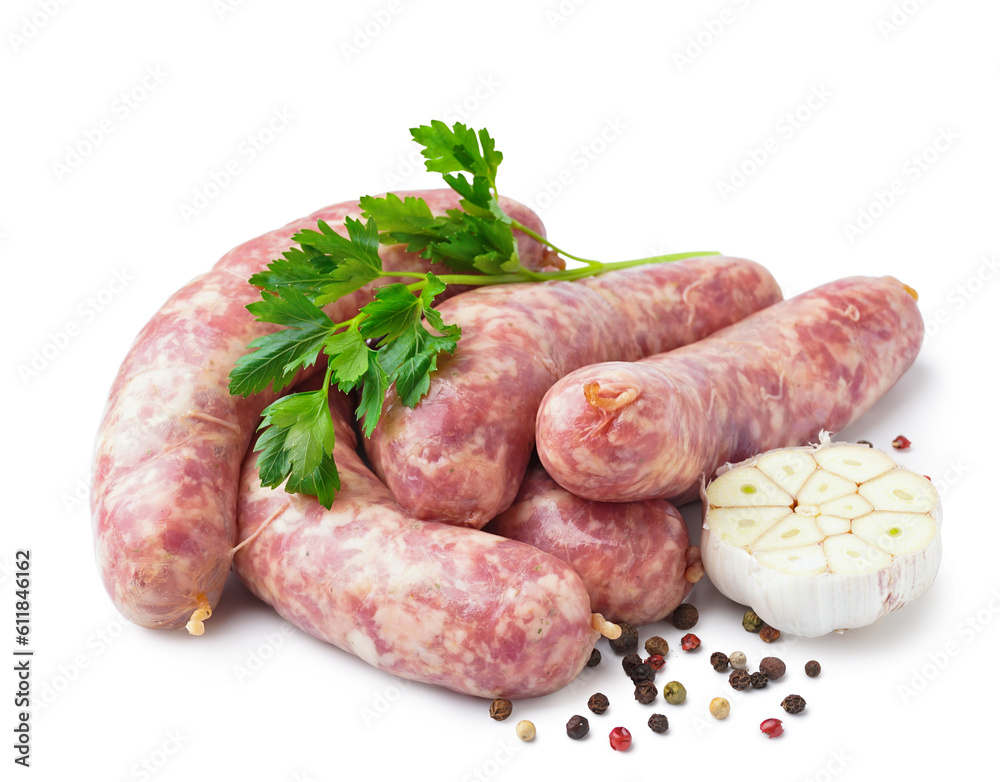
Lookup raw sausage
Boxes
[535,276,923,504]
[233,389,609,699]
[365,257,783,528]
[486,460,703,626]
[91,190,550,632]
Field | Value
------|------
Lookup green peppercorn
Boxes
[644,636,669,657]
[609,622,638,654]
[662,680,687,704]
[742,609,764,632]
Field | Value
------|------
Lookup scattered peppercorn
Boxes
[630,663,655,684]
[681,633,701,651]
[588,693,610,715]
[634,680,658,704]
[760,718,784,738]
[759,625,781,643]
[609,726,632,751]
[644,636,669,657]
[892,435,912,450]
[644,654,665,671]
[609,621,638,654]
[622,652,642,678]
[729,669,751,691]
[710,651,730,672]
[729,651,747,669]
[663,680,687,704]
[671,603,699,630]
[566,714,590,739]
[709,697,731,719]
[516,720,536,741]
[805,660,822,678]
[759,656,786,680]
[856,439,873,447]
[781,694,806,714]
[742,609,764,632]
[489,698,513,721]
[586,648,602,668]
[648,713,669,734]
[749,671,769,689]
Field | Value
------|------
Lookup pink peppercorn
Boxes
[609,727,632,751]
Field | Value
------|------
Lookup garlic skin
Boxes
[700,435,943,637]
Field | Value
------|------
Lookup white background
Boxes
[4,0,998,779]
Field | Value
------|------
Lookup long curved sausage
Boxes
[485,460,703,626]
[233,389,610,699]
[364,257,783,528]
[535,276,923,504]
[90,190,550,632]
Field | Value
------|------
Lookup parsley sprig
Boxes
[230,120,716,507]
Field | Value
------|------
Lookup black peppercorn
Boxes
[671,603,699,630]
[749,671,769,689]
[587,692,610,715]
[622,652,642,678]
[634,680,658,704]
[630,663,655,684]
[566,714,590,739]
[489,698,512,721]
[586,648,602,668]
[644,636,669,657]
[648,713,669,734]
[805,660,821,677]
[710,651,730,672]
[781,694,806,714]
[728,669,751,691]
[609,622,638,654]
[759,656,786,680]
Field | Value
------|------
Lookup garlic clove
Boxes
[818,493,874,519]
[753,544,828,577]
[815,514,852,536]
[796,469,857,505]
[823,533,891,575]
[703,506,791,548]
[755,450,818,496]
[813,444,895,483]
[858,470,938,513]
[851,511,938,557]
[705,466,793,507]
[751,515,825,552]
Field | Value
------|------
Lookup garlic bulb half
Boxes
[700,438,942,637]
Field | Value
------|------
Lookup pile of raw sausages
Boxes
[91,192,923,699]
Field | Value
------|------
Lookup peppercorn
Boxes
[856,439,873,447]
[892,434,912,450]
[588,692,610,715]
[645,654,665,671]
[609,726,632,751]
[489,698,513,721]
[709,697,731,719]
[671,603,699,630]
[631,664,655,685]
[622,652,642,678]
[644,636,669,657]
[516,720,536,741]
[648,713,669,734]
[608,621,638,654]
[710,651,730,672]
[760,718,784,738]
[729,651,748,669]
[566,714,590,739]
[680,633,701,651]
[759,625,781,643]
[805,660,822,677]
[728,669,751,691]
[662,680,686,704]
[586,648,602,668]
[749,671,769,689]
[781,694,806,714]
[742,608,764,632]
[759,656,786,680]
[634,680,658,704]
